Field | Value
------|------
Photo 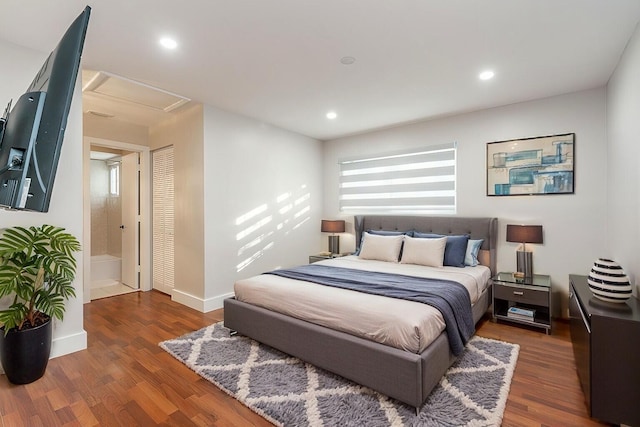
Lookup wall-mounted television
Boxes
[0,6,91,212]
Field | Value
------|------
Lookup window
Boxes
[339,143,456,214]
[108,162,120,196]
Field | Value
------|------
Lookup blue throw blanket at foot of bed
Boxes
[266,264,474,356]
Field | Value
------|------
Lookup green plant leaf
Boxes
[0,224,80,332]
[0,304,29,334]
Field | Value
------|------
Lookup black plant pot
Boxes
[0,317,52,384]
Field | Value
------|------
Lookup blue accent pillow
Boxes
[413,232,470,268]
[355,229,413,255]
[465,239,484,267]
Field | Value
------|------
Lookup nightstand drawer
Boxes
[494,283,548,306]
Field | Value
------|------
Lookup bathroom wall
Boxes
[90,159,122,256]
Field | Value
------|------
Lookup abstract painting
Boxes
[487,133,574,196]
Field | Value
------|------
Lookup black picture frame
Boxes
[486,133,575,196]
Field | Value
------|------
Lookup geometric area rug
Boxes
[160,322,519,427]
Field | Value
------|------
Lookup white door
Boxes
[152,147,175,294]
[121,152,139,289]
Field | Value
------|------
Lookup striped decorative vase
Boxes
[587,258,633,303]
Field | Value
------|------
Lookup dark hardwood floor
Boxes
[0,291,611,426]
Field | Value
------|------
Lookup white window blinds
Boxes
[152,146,175,294]
[339,143,456,214]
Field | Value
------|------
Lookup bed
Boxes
[224,215,498,409]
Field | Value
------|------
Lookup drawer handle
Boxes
[513,291,524,296]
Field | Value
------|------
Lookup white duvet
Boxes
[233,256,491,353]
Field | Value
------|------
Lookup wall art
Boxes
[487,133,574,196]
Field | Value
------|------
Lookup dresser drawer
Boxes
[494,282,548,306]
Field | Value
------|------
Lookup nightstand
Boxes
[309,254,333,263]
[309,253,348,263]
[492,272,552,334]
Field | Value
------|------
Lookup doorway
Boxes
[82,137,151,303]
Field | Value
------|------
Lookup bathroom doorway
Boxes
[83,137,151,302]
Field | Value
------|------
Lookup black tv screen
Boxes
[0,6,90,212]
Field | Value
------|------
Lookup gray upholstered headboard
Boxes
[354,215,498,274]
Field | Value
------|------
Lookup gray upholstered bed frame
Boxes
[224,215,498,409]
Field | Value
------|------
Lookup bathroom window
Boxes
[109,162,120,196]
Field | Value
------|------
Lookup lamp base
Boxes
[516,251,533,277]
[328,235,340,255]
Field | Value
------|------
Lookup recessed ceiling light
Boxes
[479,70,495,81]
[159,37,178,50]
[340,56,356,65]
[326,111,337,120]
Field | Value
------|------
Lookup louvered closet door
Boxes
[152,146,175,294]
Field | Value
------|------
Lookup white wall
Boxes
[203,105,323,309]
[0,39,86,363]
[84,113,149,146]
[607,22,640,295]
[0,41,43,102]
[324,88,608,317]
[149,104,205,308]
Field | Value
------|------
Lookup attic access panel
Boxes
[82,71,190,112]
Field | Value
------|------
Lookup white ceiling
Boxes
[1,1,640,140]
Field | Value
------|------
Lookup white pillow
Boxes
[358,232,404,262]
[400,235,447,267]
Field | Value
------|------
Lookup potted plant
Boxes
[0,224,80,384]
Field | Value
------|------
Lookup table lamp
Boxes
[506,224,543,278]
[321,220,345,254]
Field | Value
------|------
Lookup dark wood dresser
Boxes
[569,274,640,426]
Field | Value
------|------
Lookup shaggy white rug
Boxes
[161,323,519,426]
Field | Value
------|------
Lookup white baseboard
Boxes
[51,330,88,358]
[0,330,87,376]
[171,289,235,313]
